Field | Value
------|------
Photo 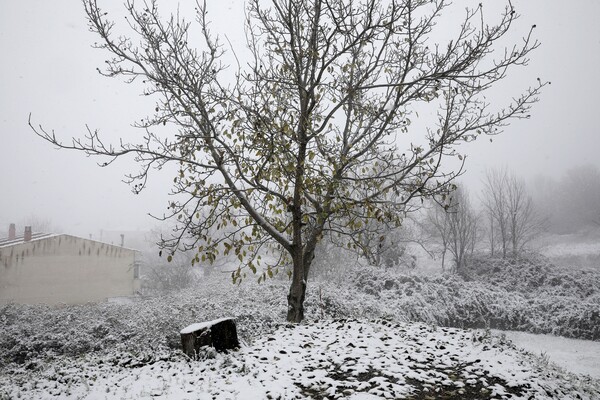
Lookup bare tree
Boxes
[481,168,510,257]
[427,186,478,273]
[30,0,545,322]
[424,199,451,271]
[353,218,423,269]
[447,187,478,272]
[482,168,545,257]
[505,174,541,256]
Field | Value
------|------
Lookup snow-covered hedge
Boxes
[341,256,600,340]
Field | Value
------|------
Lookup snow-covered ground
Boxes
[2,320,598,399]
[494,330,600,378]
[1,249,599,399]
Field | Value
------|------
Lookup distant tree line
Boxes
[416,164,600,274]
[421,168,547,275]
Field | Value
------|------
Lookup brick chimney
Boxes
[8,223,16,240]
[24,226,32,242]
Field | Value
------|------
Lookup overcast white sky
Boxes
[0,0,599,237]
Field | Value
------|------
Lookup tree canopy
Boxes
[31,0,546,322]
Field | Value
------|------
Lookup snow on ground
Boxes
[2,252,599,399]
[493,330,600,378]
[2,319,599,399]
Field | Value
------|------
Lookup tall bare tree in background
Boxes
[353,220,423,269]
[482,168,545,258]
[426,186,478,273]
[424,197,451,270]
[30,0,545,322]
[482,169,509,257]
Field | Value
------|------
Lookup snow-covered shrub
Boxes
[345,258,600,340]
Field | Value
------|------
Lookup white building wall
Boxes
[0,235,140,305]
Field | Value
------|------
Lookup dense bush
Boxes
[345,255,600,340]
[463,255,600,299]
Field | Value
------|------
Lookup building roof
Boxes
[0,233,56,249]
[0,233,139,251]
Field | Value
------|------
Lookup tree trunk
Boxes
[286,239,318,323]
[512,224,518,258]
[441,247,446,272]
[501,226,507,258]
[489,214,495,257]
[287,278,307,323]
[287,261,306,322]
[287,247,307,322]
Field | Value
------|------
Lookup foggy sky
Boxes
[1,0,599,237]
